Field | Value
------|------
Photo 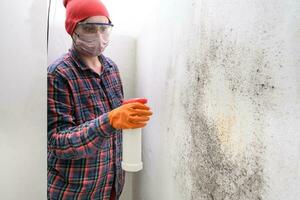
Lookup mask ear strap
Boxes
[71,32,80,45]
[74,32,80,37]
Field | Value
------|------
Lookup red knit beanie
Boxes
[63,0,110,35]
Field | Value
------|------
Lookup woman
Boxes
[47,0,153,199]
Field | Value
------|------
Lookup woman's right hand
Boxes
[108,102,153,129]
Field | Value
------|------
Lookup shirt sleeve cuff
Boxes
[96,112,117,137]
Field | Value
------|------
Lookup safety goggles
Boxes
[77,22,114,35]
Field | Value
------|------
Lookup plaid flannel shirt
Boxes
[47,47,125,200]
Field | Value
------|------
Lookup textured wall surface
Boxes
[133,0,300,199]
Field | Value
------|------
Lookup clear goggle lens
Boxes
[77,22,114,35]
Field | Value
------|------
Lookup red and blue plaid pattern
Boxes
[47,47,125,199]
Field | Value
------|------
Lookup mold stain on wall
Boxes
[177,55,266,200]
[171,4,282,198]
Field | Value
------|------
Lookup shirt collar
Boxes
[68,45,112,73]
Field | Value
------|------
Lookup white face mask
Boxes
[72,32,109,56]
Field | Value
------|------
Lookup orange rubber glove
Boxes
[108,102,153,129]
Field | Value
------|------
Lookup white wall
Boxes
[134,0,300,199]
[0,0,47,199]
